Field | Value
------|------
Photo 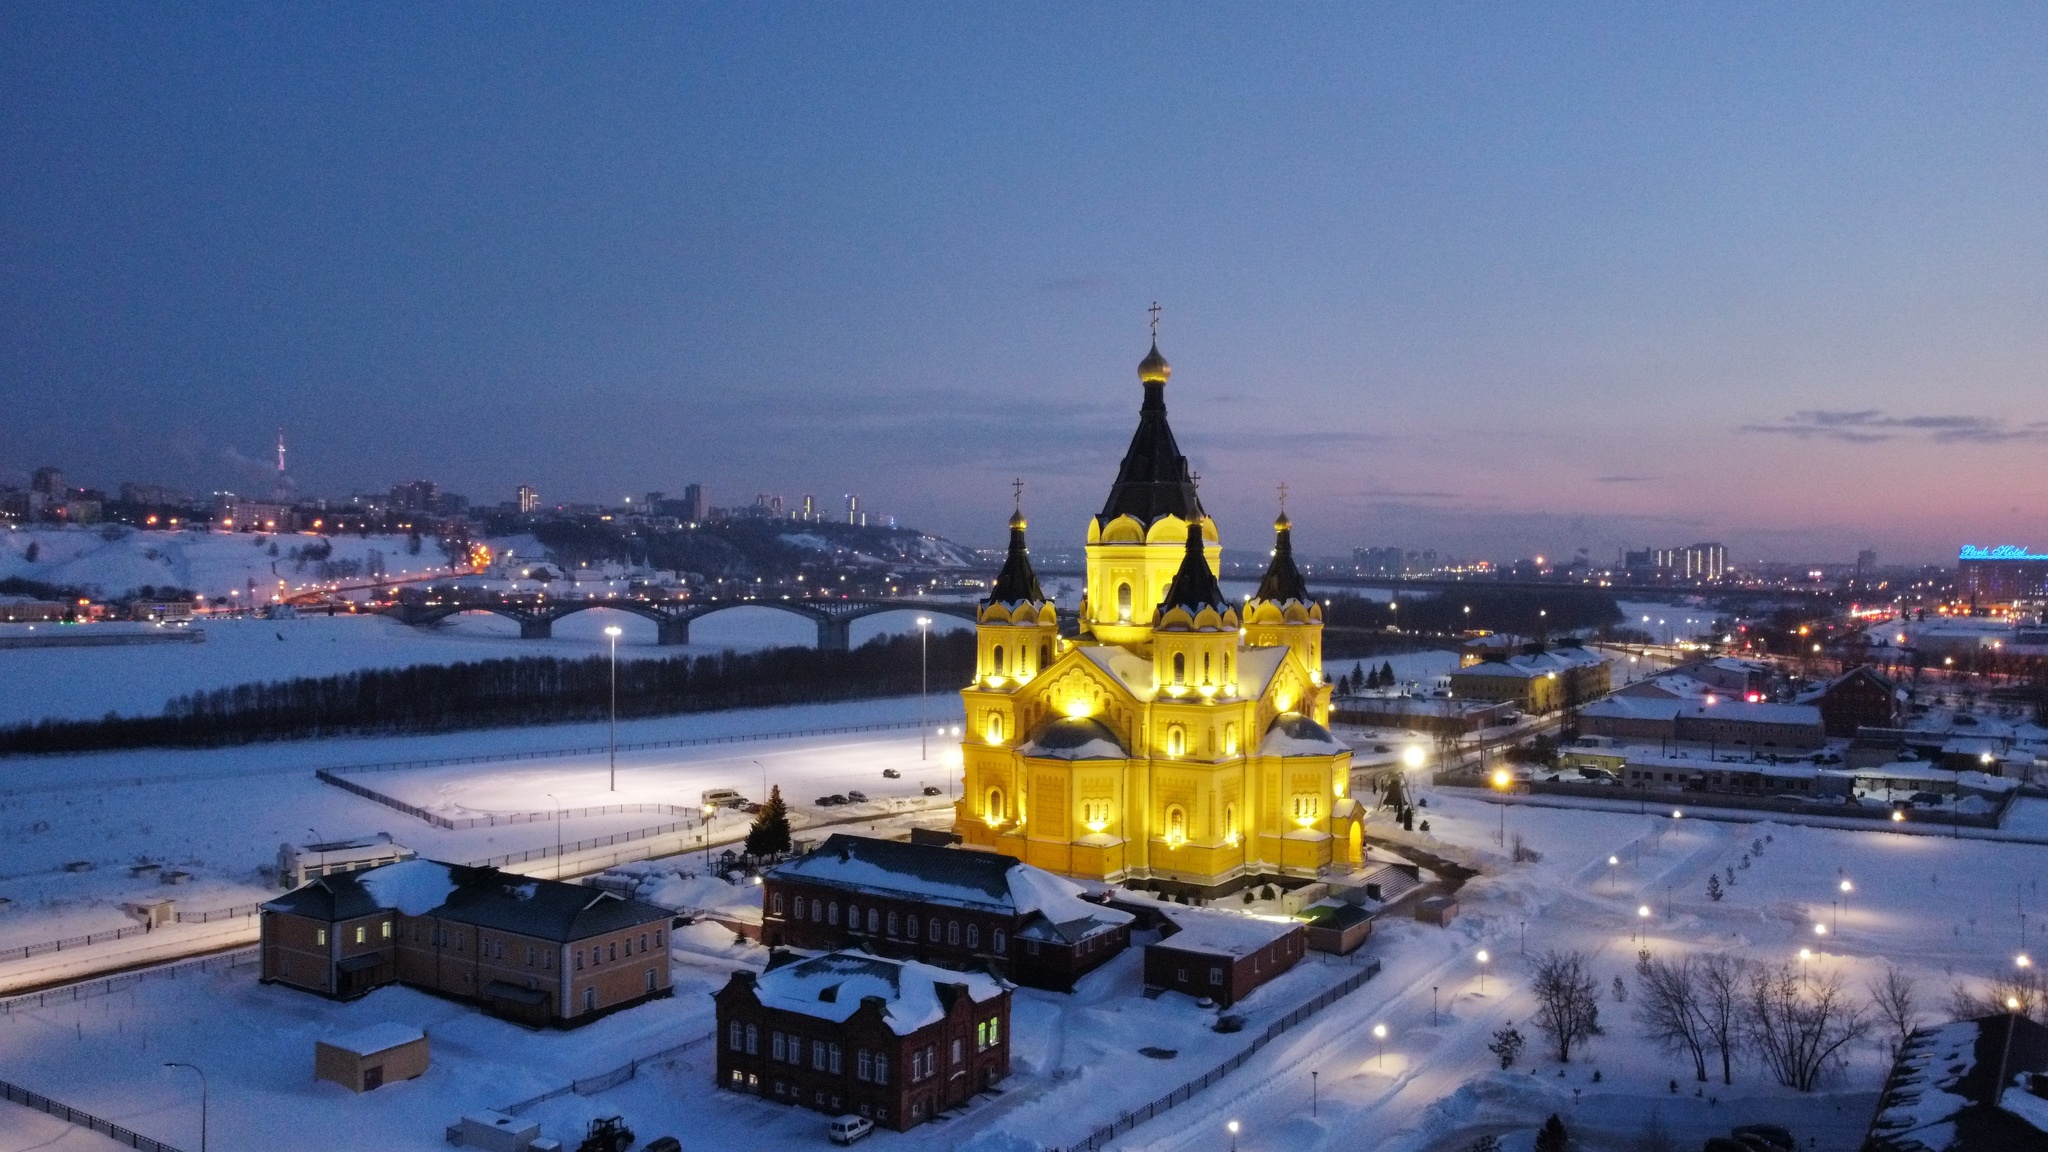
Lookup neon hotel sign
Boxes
[1958,545,2048,561]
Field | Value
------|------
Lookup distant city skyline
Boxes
[7,6,2048,565]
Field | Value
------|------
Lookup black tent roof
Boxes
[1096,342,1204,527]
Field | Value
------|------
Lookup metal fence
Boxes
[316,718,937,776]
[0,947,259,1016]
[0,904,259,964]
[1061,959,1381,1152]
[500,1033,715,1116]
[0,1078,186,1152]
[466,820,693,869]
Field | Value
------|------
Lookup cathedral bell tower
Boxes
[1242,511,1328,715]
[1082,338,1218,648]
[975,506,1059,692]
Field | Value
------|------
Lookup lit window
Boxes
[1167,727,1185,757]
[354,926,364,944]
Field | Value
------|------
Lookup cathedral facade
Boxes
[954,339,1361,895]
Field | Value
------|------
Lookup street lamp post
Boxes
[1476,950,1489,994]
[605,625,622,791]
[164,1062,207,1152]
[546,793,562,879]
[1373,1022,1388,1067]
[917,617,931,760]
[1432,985,1439,1026]
[1312,1069,1318,1116]
[1228,1120,1240,1152]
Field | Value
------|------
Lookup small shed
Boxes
[1415,896,1459,926]
[1298,902,1374,955]
[315,1023,427,1093]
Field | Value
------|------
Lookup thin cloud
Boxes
[1739,409,2048,444]
[1593,475,1656,484]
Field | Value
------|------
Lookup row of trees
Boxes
[0,631,976,754]
[1323,588,1625,639]
[1630,952,1905,1091]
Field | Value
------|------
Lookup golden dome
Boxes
[1138,341,1171,384]
[1274,510,1292,532]
[1009,509,1028,531]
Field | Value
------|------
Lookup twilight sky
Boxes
[4,4,2048,565]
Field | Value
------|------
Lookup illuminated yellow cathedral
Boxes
[955,336,1362,894]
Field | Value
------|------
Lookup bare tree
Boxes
[1697,953,1746,1085]
[1743,963,1872,1091]
[1947,969,2045,1023]
[1869,964,1920,1061]
[1635,956,1709,1081]
[1532,950,1603,1062]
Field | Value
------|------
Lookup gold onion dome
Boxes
[1138,341,1171,384]
[1009,509,1028,531]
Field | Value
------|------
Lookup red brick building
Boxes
[761,835,1132,991]
[260,859,673,1026]
[714,951,1011,1130]
[1143,906,1307,1007]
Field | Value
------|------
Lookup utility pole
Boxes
[605,625,622,790]
[917,616,931,760]
[163,1062,207,1152]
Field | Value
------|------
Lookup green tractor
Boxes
[576,1116,635,1152]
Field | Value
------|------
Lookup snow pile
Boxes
[1006,865,1133,930]
[358,859,458,916]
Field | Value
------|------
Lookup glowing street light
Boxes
[1373,1022,1389,1066]
[2019,954,2034,971]
[1476,949,1490,993]
[1228,1120,1240,1151]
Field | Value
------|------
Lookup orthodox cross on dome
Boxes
[1148,301,1161,340]
[1277,481,1289,514]
[1012,477,1024,511]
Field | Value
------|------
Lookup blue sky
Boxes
[5,4,2047,563]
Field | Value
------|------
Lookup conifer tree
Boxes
[746,785,792,858]
[1534,1114,1569,1152]
[1381,660,1397,687]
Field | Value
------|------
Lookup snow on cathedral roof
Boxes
[1260,712,1348,757]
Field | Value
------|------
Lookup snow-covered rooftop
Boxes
[321,1022,425,1057]
[769,835,1133,941]
[1152,906,1301,958]
[751,951,1006,1035]
[1259,712,1347,757]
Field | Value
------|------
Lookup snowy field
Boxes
[0,698,963,975]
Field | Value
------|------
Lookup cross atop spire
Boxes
[1277,481,1289,514]
[1012,477,1024,511]
[1148,300,1161,340]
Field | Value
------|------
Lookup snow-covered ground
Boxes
[0,698,963,976]
[0,524,468,601]
[1,743,2035,1150]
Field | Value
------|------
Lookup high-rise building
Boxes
[802,494,815,521]
[517,485,540,513]
[682,483,708,523]
[30,467,64,496]
[844,493,860,525]
[390,480,437,513]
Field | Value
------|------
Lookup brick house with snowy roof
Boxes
[761,834,1133,991]
[1142,904,1305,1007]
[714,950,1012,1130]
[260,858,673,1026]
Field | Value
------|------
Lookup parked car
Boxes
[1372,744,1391,754]
[882,768,901,779]
[644,1138,682,1152]
[846,790,869,803]
[815,795,840,807]
[828,1115,875,1144]
[741,801,763,815]
[701,788,746,811]
[922,786,942,797]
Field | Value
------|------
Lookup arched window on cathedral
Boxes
[991,645,1004,677]
[1116,583,1133,621]
[1203,651,1212,684]
[1165,805,1188,845]
[986,788,1005,824]
[1224,803,1239,845]
[986,713,1004,744]
[1223,723,1239,756]
[1172,652,1186,685]
[1039,643,1052,672]
[1166,726,1185,757]
[1223,653,1231,685]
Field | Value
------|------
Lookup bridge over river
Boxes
[383,593,993,650]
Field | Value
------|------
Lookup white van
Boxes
[700,788,745,811]
[828,1115,874,1144]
